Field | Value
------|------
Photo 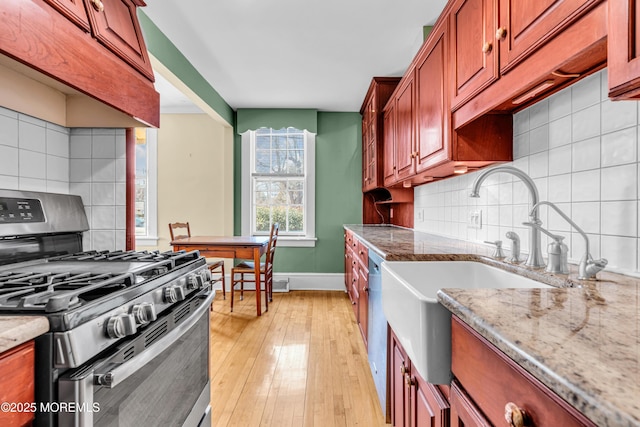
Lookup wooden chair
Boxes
[169,222,226,299]
[230,222,279,312]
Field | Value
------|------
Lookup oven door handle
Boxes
[94,290,214,389]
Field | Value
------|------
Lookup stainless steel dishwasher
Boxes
[367,250,388,415]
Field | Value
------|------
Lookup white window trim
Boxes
[241,129,316,247]
[135,128,159,246]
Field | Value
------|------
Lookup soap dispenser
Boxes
[546,235,569,274]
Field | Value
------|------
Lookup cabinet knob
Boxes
[362,286,369,293]
[90,0,104,12]
[400,362,407,375]
[404,373,415,387]
[504,402,528,427]
[496,27,508,40]
[482,42,493,54]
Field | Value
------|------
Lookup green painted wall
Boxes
[138,11,234,126]
[234,111,362,273]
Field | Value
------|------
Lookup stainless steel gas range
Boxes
[0,189,213,427]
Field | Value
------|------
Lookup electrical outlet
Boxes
[468,209,482,229]
[417,208,424,222]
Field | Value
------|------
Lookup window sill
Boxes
[277,236,317,248]
[136,236,159,247]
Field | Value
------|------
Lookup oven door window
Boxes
[93,311,208,427]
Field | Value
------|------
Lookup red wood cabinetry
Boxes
[0,341,36,427]
[0,0,159,127]
[415,22,450,175]
[86,0,155,82]
[390,330,449,427]
[450,0,498,108]
[498,0,602,74]
[608,0,640,99]
[43,0,91,30]
[361,78,400,192]
[383,103,397,187]
[393,73,417,184]
[343,231,369,347]
[451,317,596,427]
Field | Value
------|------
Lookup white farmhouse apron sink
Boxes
[381,261,551,384]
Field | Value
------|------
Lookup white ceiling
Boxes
[144,0,448,113]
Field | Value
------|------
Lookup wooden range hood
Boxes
[0,0,159,128]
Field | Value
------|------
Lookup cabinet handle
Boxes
[90,0,104,12]
[404,373,415,387]
[482,42,493,54]
[496,27,507,40]
[504,402,528,427]
[400,362,407,375]
[362,286,369,293]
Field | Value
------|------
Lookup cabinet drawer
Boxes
[0,341,35,427]
[356,241,368,267]
[451,317,596,427]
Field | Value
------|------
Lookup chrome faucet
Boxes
[469,166,545,268]
[531,201,608,280]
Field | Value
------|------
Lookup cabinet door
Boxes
[0,342,35,427]
[450,0,498,108]
[415,24,450,174]
[358,267,369,348]
[394,73,416,183]
[43,0,90,30]
[450,380,491,427]
[498,0,602,73]
[362,96,375,191]
[86,0,154,80]
[411,372,449,427]
[383,103,397,187]
[390,333,410,427]
[608,0,640,98]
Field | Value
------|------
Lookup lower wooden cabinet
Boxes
[0,341,36,427]
[343,231,369,347]
[390,329,449,427]
[451,316,596,427]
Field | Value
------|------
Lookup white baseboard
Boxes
[212,273,345,292]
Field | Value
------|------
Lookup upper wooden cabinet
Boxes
[360,77,400,192]
[86,0,155,81]
[0,0,159,127]
[394,73,417,183]
[451,0,605,111]
[43,0,91,31]
[498,0,602,73]
[450,0,498,108]
[415,23,450,174]
[608,0,640,99]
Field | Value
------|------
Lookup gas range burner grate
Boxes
[54,249,199,264]
[0,270,135,312]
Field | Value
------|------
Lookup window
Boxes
[134,128,158,246]
[242,127,316,247]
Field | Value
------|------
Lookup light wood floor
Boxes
[209,289,390,427]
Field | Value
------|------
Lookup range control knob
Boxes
[201,268,212,283]
[105,313,137,339]
[187,273,203,290]
[131,302,157,325]
[163,284,186,303]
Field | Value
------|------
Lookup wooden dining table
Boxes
[170,235,270,316]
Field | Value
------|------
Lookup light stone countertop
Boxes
[0,316,49,353]
[345,224,640,427]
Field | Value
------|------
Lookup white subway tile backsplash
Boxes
[529,124,549,154]
[548,89,572,120]
[572,104,601,142]
[0,145,19,176]
[601,164,637,201]
[46,180,69,194]
[70,182,91,205]
[572,136,600,172]
[70,159,92,182]
[92,230,116,252]
[19,150,46,179]
[549,116,572,148]
[572,73,601,112]
[92,206,116,230]
[601,127,636,167]
[91,183,115,206]
[414,68,640,276]
[91,134,116,159]
[601,98,637,134]
[70,134,92,158]
[46,154,69,182]
[91,159,116,182]
[548,144,572,176]
[18,120,46,153]
[0,175,18,190]
[0,115,18,147]
[46,129,69,158]
[601,201,637,236]
[571,169,600,202]
[19,177,47,192]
